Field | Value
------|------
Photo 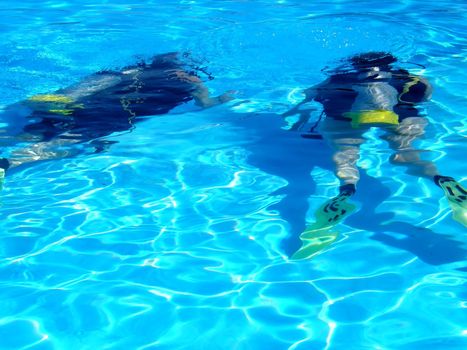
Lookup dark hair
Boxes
[350,52,397,68]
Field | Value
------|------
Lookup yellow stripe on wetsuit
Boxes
[343,110,399,128]
[27,94,84,115]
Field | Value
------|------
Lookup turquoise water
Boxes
[1,0,466,349]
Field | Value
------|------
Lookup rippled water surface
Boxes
[0,1,466,349]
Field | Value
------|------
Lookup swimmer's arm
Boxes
[303,79,331,101]
[400,74,433,102]
[172,70,233,108]
[282,100,309,117]
[191,83,233,108]
[281,97,315,131]
[282,79,330,117]
[282,91,314,118]
[281,89,322,131]
[418,76,433,100]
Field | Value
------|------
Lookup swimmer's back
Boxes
[314,68,431,122]
[23,53,199,141]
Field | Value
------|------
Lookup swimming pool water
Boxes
[0,1,466,349]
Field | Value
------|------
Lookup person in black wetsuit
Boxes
[284,52,466,259]
[0,52,231,180]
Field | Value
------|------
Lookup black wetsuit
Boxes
[313,68,430,122]
[22,53,197,142]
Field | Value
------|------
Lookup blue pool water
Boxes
[0,0,466,349]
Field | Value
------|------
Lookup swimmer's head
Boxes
[350,52,397,70]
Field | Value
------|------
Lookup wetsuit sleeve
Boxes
[392,70,432,104]
[303,78,331,101]
[411,76,432,101]
[401,76,432,103]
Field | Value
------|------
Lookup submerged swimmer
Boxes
[0,52,230,184]
[284,52,466,259]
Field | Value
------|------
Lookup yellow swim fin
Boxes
[291,226,340,260]
[292,188,357,260]
[435,176,467,227]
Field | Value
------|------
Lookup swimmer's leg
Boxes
[291,119,363,260]
[382,117,438,178]
[8,137,81,167]
[323,118,366,188]
[383,117,466,227]
[0,137,81,190]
